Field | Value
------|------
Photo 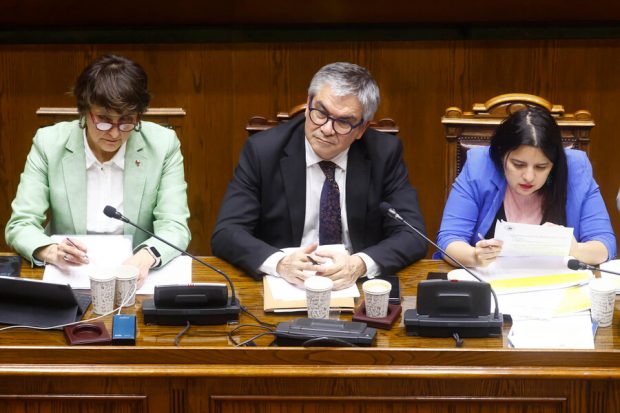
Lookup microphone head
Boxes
[567,259,585,271]
[103,205,118,218]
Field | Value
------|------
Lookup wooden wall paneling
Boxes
[0,375,599,413]
[371,41,456,241]
[0,45,92,250]
[1,39,619,258]
[548,40,620,239]
[190,376,582,413]
[165,45,234,256]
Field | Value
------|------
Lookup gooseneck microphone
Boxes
[568,259,620,276]
[380,202,503,338]
[380,202,500,320]
[103,205,240,325]
[103,206,130,223]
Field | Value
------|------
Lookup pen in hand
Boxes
[66,238,89,260]
[306,255,319,265]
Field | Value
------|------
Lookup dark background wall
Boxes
[1,1,619,258]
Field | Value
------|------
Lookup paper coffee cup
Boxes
[115,265,139,307]
[590,278,616,327]
[89,267,116,315]
[304,276,333,319]
[362,279,392,318]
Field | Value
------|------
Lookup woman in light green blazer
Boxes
[5,55,191,284]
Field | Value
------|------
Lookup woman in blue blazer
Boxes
[5,55,191,284]
[437,106,615,267]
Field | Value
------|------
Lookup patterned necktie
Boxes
[318,161,342,245]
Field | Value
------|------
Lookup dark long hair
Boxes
[72,54,151,116]
[489,106,568,225]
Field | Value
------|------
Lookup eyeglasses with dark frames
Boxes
[307,96,364,135]
[89,112,138,132]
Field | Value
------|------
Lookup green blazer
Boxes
[5,120,191,266]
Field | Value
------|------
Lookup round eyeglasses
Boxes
[308,97,364,135]
[89,112,138,132]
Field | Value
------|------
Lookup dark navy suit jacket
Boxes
[211,115,427,279]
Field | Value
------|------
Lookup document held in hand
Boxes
[494,220,573,257]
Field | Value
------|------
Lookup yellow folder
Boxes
[489,271,592,294]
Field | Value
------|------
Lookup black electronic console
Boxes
[142,283,240,326]
[379,202,503,339]
[155,283,228,308]
[275,318,376,347]
[103,206,240,325]
[404,280,502,338]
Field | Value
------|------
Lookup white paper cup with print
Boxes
[304,276,333,319]
[89,267,116,315]
[590,278,616,327]
[115,265,139,307]
[362,279,392,318]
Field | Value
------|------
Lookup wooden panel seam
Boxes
[1,364,620,379]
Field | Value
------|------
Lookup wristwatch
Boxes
[143,246,161,268]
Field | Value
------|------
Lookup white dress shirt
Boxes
[259,138,379,278]
[83,132,125,235]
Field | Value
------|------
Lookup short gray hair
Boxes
[308,62,380,121]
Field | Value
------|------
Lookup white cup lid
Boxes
[116,265,139,280]
[304,276,333,292]
[362,279,392,294]
[89,267,115,282]
[590,278,617,293]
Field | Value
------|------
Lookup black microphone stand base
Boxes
[142,297,241,326]
[404,309,503,338]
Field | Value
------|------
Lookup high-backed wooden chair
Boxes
[36,107,186,132]
[246,103,400,136]
[441,93,594,199]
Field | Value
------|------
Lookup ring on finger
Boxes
[63,254,70,261]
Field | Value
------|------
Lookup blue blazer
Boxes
[437,147,616,260]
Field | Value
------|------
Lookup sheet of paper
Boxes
[475,256,574,279]
[447,256,593,318]
[494,220,573,257]
[496,285,590,319]
[507,313,594,349]
[600,260,620,294]
[42,234,192,293]
[448,257,593,294]
[43,235,133,288]
[136,255,192,295]
[265,244,360,301]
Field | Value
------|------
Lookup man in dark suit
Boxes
[212,62,427,289]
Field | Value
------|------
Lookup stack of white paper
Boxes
[42,234,192,294]
[507,313,595,349]
[265,275,360,302]
[600,260,620,294]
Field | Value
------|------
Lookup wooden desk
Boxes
[1,258,619,412]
